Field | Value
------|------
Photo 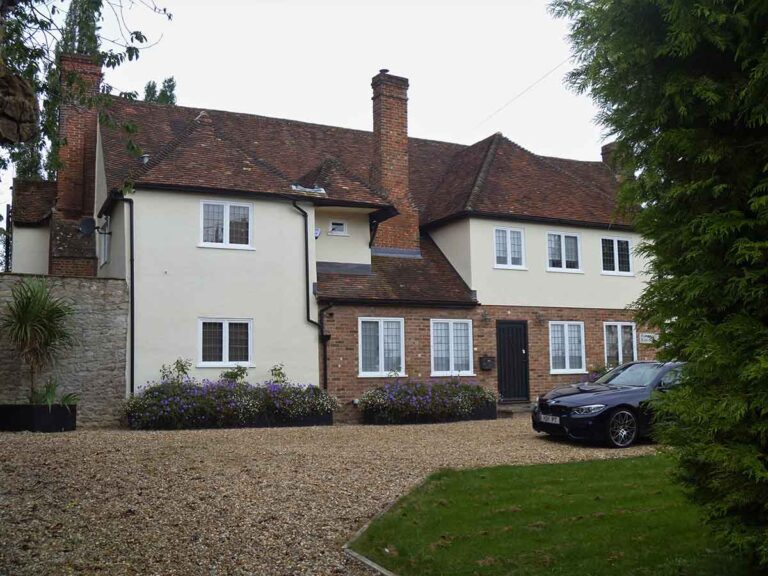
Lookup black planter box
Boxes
[363,401,498,425]
[0,404,77,432]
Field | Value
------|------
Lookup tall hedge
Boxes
[551,0,768,567]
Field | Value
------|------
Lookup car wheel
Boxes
[606,408,638,448]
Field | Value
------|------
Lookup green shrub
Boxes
[123,379,338,430]
[359,380,496,424]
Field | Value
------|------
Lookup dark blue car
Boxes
[532,361,684,448]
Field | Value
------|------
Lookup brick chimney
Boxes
[49,54,101,277]
[370,69,420,254]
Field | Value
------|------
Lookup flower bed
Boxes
[123,380,338,430]
[359,380,497,425]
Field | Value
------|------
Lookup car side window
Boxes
[659,368,682,388]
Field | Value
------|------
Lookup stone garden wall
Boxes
[0,273,128,427]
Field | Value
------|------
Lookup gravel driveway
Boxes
[1,418,654,575]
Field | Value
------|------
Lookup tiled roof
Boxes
[316,235,476,306]
[11,180,57,224]
[100,98,623,227]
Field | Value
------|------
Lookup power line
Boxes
[471,56,571,131]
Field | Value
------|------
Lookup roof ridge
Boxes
[221,136,294,185]
[465,132,503,211]
[104,94,469,151]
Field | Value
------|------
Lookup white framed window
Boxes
[98,216,111,268]
[547,232,582,272]
[197,318,253,367]
[430,319,474,376]
[549,321,586,374]
[358,317,405,377]
[199,201,253,249]
[493,227,526,269]
[601,237,633,275]
[328,220,348,236]
[604,322,637,367]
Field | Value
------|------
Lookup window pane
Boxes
[568,324,583,369]
[361,321,380,373]
[565,235,579,269]
[382,321,402,373]
[202,322,223,362]
[495,229,508,265]
[203,204,225,243]
[330,221,346,234]
[453,322,471,372]
[509,231,522,266]
[432,322,450,372]
[550,324,566,370]
[617,240,631,272]
[229,205,250,245]
[621,325,635,362]
[602,238,616,271]
[228,322,249,362]
[548,234,562,268]
[605,324,619,366]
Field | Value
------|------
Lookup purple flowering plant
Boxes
[358,378,496,424]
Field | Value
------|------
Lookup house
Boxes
[10,55,654,419]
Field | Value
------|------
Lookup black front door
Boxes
[496,321,529,401]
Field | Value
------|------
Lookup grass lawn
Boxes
[350,455,747,576]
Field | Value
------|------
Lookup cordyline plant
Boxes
[551,0,768,568]
[0,278,74,401]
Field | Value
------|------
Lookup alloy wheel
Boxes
[608,409,637,448]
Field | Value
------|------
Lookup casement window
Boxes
[601,237,633,275]
[198,318,252,367]
[604,322,637,367]
[549,321,586,374]
[431,319,474,376]
[547,232,581,272]
[98,216,111,268]
[494,227,526,269]
[358,317,405,377]
[200,201,253,249]
[328,220,348,236]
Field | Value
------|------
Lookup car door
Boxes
[642,367,683,433]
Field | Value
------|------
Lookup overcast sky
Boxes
[1,0,606,209]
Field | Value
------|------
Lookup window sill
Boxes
[358,373,408,378]
[198,244,256,251]
[328,232,350,237]
[600,271,635,277]
[494,265,528,271]
[431,372,477,378]
[197,362,254,368]
[546,268,584,274]
[550,369,588,375]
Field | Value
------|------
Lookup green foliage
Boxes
[0,278,74,401]
[220,365,248,383]
[552,0,768,567]
[269,363,288,384]
[143,77,176,105]
[1,0,172,177]
[31,378,80,409]
[158,357,192,384]
[359,380,497,424]
[351,456,746,575]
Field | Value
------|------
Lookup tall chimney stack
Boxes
[370,69,420,254]
[49,54,101,277]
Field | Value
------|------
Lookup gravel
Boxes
[0,418,655,575]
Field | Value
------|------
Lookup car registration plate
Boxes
[539,414,560,425]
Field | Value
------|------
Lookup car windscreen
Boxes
[596,363,666,387]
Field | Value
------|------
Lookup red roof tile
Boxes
[11,180,57,224]
[317,235,476,306]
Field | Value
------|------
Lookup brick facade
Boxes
[323,303,656,420]
[370,70,421,252]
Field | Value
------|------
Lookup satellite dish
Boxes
[78,217,96,236]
